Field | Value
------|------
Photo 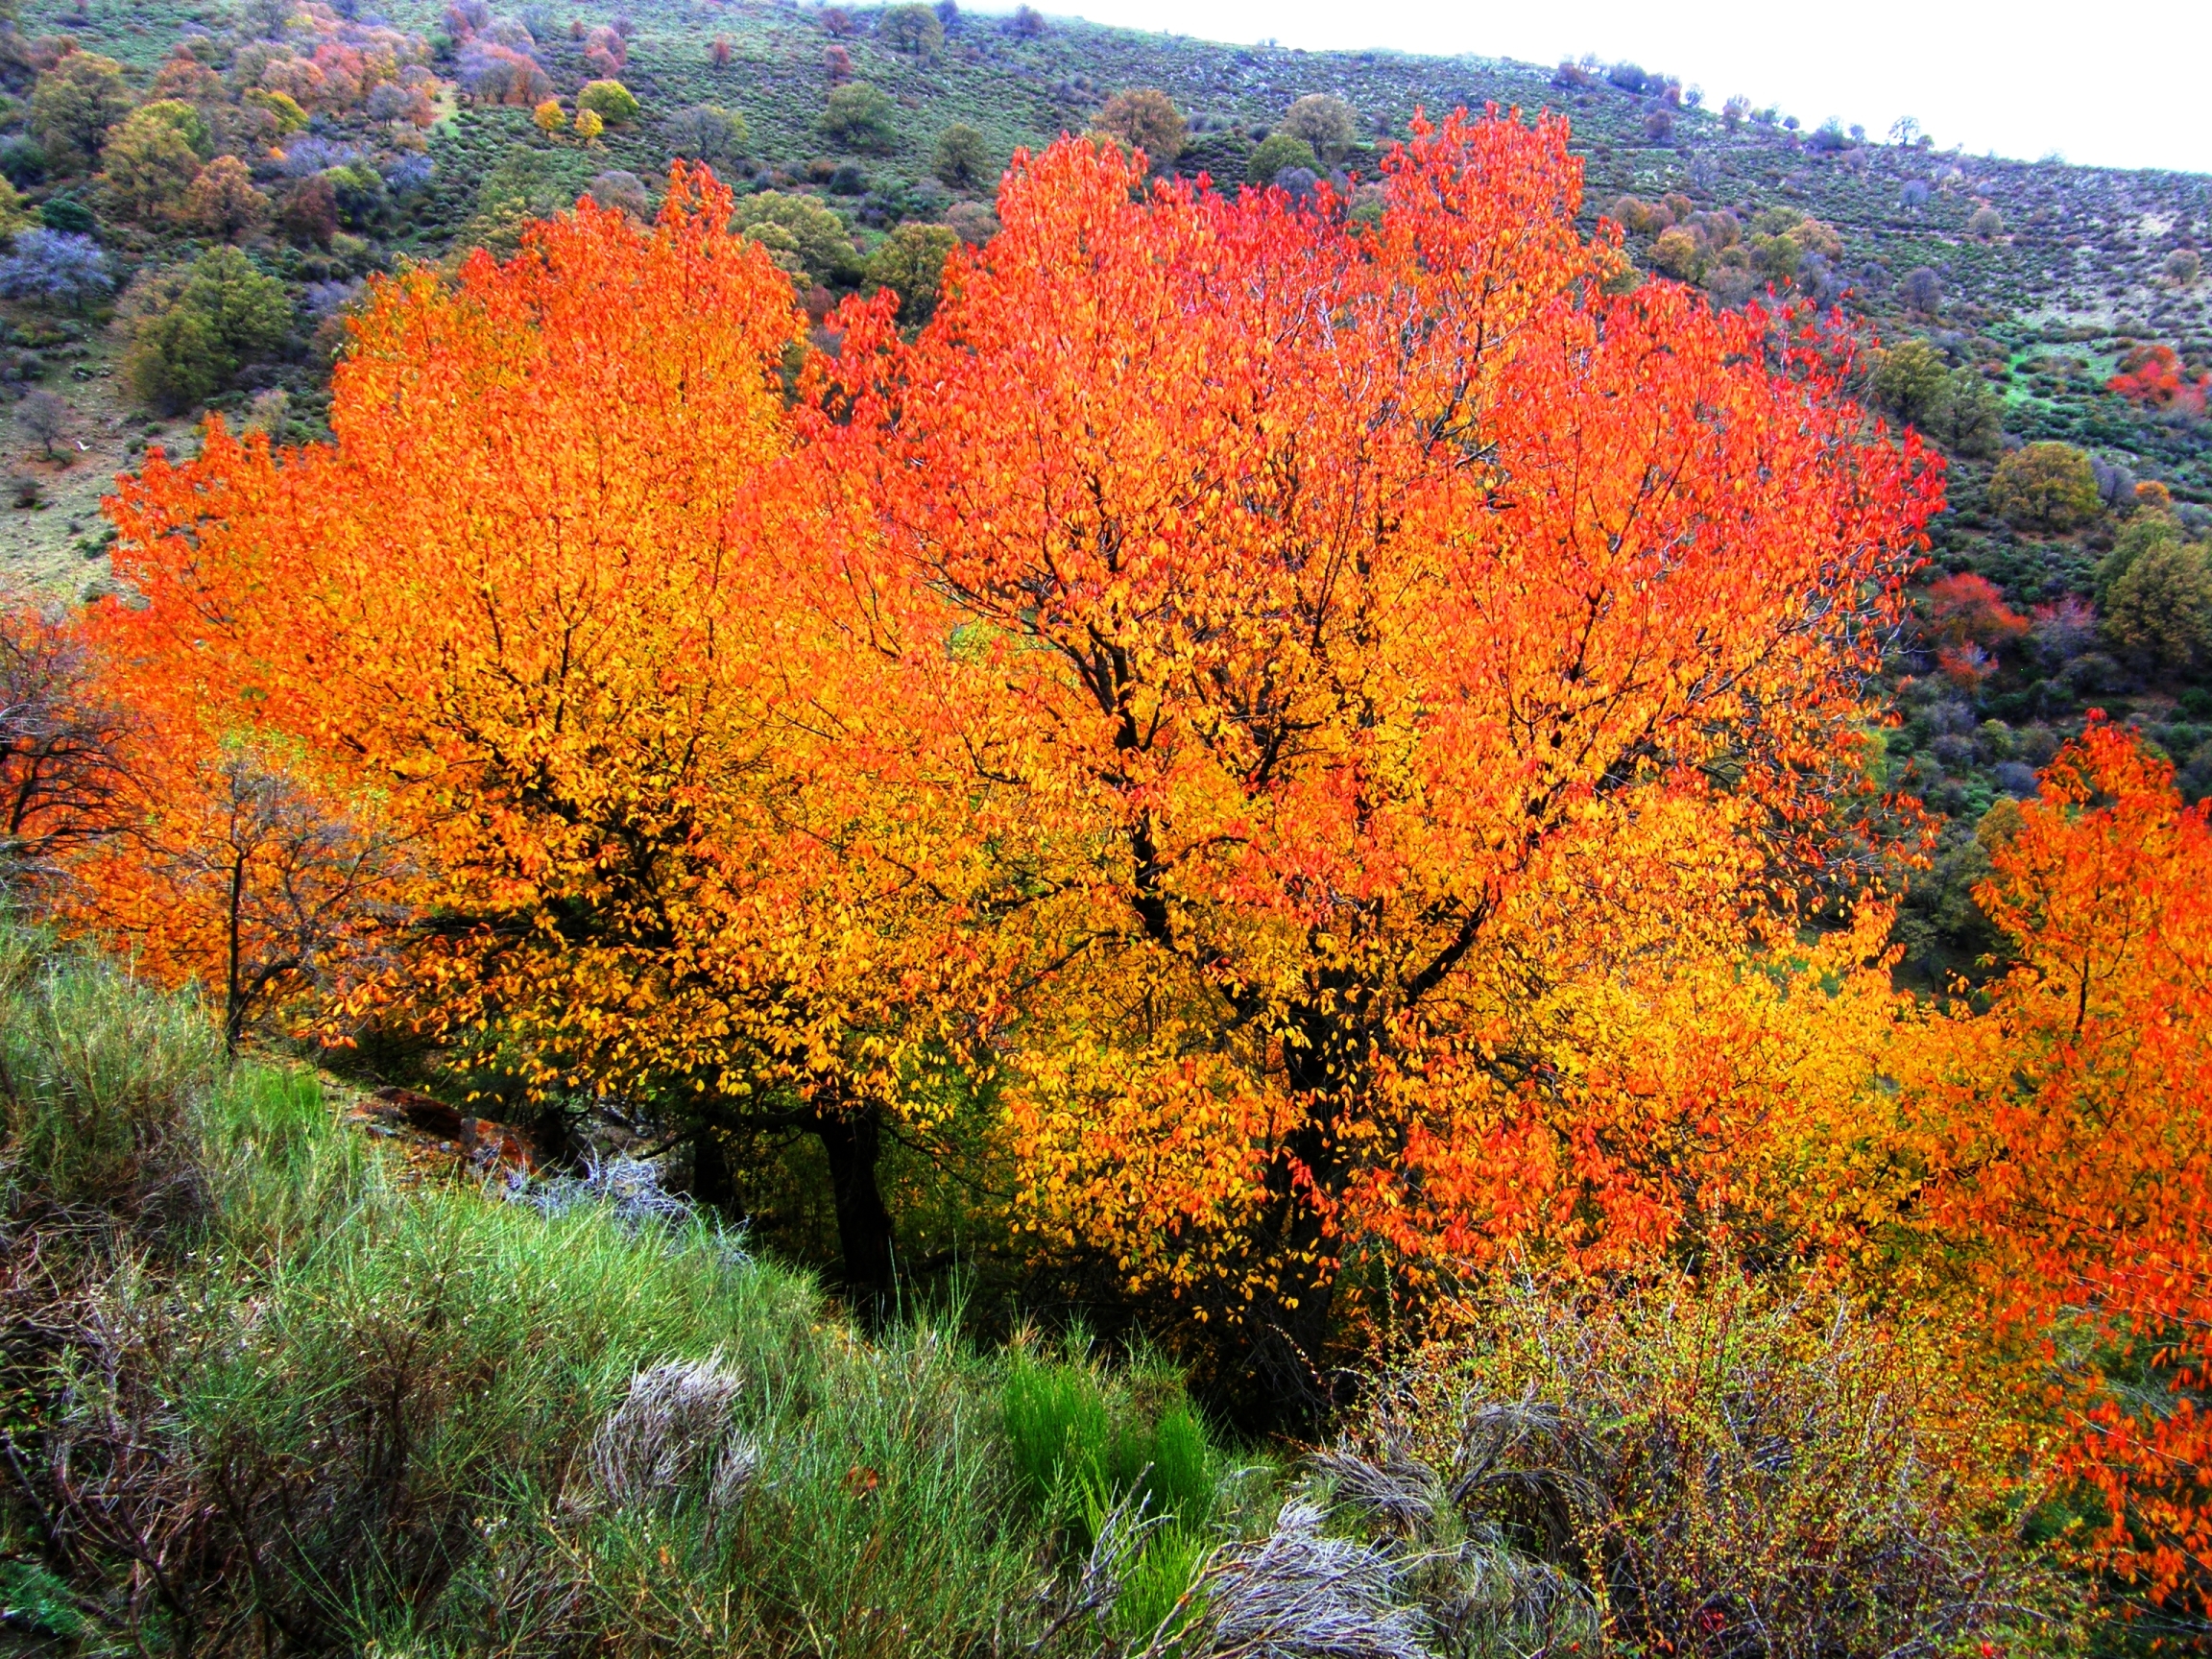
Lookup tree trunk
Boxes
[691,1123,736,1216]
[814,1104,897,1304]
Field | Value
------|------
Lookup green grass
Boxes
[0,923,1267,1655]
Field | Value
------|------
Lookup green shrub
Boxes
[576,78,640,127]
[1988,441,2101,533]
[122,246,293,413]
[1002,1353,1115,1518]
[1245,131,1317,185]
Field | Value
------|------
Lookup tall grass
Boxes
[0,924,1251,1655]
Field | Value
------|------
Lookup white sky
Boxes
[1016,0,2212,177]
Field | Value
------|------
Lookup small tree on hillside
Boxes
[1279,93,1356,161]
[1093,87,1186,167]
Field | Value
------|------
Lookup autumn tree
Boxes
[0,604,132,876]
[837,116,1939,1405]
[1904,723,2212,1613]
[181,154,268,239]
[94,169,1006,1293]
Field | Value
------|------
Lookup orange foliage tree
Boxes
[821,113,1942,1395]
[1905,721,2212,1610]
[85,167,1006,1290]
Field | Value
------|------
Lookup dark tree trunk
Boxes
[691,1123,736,1216]
[814,1104,897,1304]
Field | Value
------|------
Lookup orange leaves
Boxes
[1905,721,2212,1605]
[874,112,1941,1344]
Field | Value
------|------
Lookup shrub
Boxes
[1326,1272,2056,1659]
[822,81,897,152]
[1244,131,1316,185]
[946,198,998,244]
[577,78,639,127]
[1279,92,1356,161]
[277,172,338,245]
[878,1,943,58]
[1093,86,1185,167]
[572,106,604,142]
[732,189,858,285]
[933,121,987,188]
[2166,249,2201,287]
[532,95,564,133]
[29,52,131,174]
[585,168,651,219]
[866,220,958,323]
[0,228,111,308]
[2096,508,2184,602]
[1988,441,2101,532]
[709,33,731,66]
[1967,204,2004,238]
[1925,370,2005,458]
[822,41,853,82]
[1650,225,1705,281]
[1007,3,1045,35]
[1607,60,1647,92]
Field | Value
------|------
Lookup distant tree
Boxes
[866,219,958,323]
[533,97,565,134]
[878,2,943,59]
[1988,442,2102,533]
[577,79,640,127]
[1093,87,1185,166]
[30,53,132,175]
[2165,249,2201,287]
[572,107,604,142]
[662,105,749,167]
[732,189,857,284]
[122,246,292,413]
[277,172,339,246]
[2095,509,2185,604]
[709,34,732,67]
[1870,338,1950,426]
[1925,372,2005,459]
[1606,61,1647,93]
[1244,131,1316,185]
[821,5,854,35]
[1279,93,1355,161]
[0,228,112,308]
[16,388,67,458]
[933,122,987,188]
[1649,226,1705,281]
[100,100,212,223]
[1642,108,1673,144]
[823,81,897,152]
[1720,94,1749,131]
[823,44,853,83]
[182,155,268,240]
[945,198,998,244]
[1898,265,1942,313]
[1966,205,2004,238]
[2103,540,2212,674]
[1007,4,1044,36]
[585,168,651,219]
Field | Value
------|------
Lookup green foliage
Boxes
[99,99,211,222]
[933,121,988,188]
[824,80,899,152]
[878,1,945,60]
[1988,442,2102,533]
[733,187,859,284]
[866,219,958,322]
[1872,337,1950,426]
[1244,130,1317,184]
[123,246,294,413]
[1924,371,2006,459]
[577,78,641,127]
[1002,1353,1115,1521]
[29,52,132,175]
[2103,538,2212,674]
